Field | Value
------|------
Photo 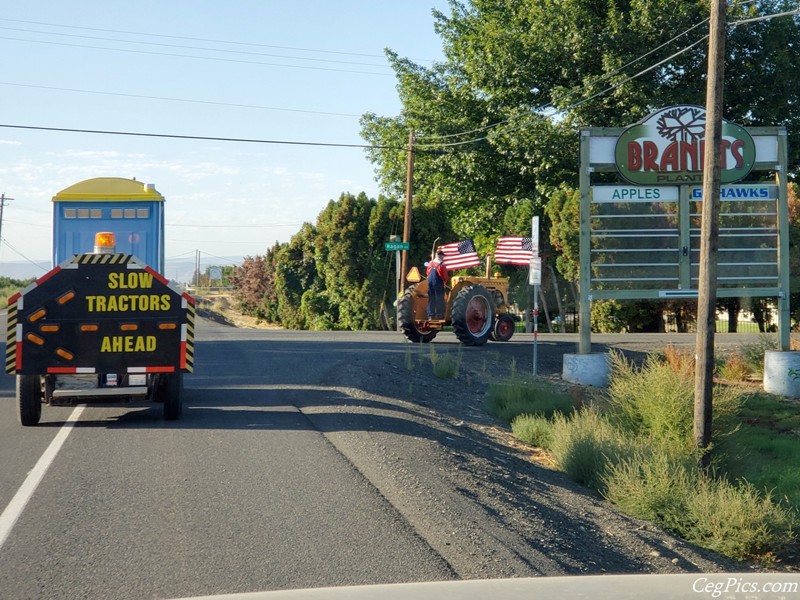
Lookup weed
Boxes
[740,335,779,378]
[685,477,796,562]
[604,350,743,455]
[550,407,631,492]
[662,344,694,375]
[603,449,697,535]
[404,348,414,371]
[717,352,751,381]
[604,450,797,562]
[487,379,574,423]
[433,351,461,379]
[511,414,554,449]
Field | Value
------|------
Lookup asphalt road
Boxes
[0,319,743,599]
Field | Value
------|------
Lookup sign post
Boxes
[387,237,409,331]
[529,217,541,377]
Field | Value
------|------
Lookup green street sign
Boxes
[385,241,410,251]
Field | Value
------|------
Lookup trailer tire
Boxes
[491,314,516,342]
[163,373,183,420]
[397,284,438,343]
[452,285,495,346]
[17,374,42,426]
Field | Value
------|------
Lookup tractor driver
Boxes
[426,248,448,320]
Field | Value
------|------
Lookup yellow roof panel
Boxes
[52,177,165,202]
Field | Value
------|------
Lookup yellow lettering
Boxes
[100,335,157,353]
[108,271,154,290]
[84,294,175,312]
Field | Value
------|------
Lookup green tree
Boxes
[275,223,318,329]
[361,0,800,276]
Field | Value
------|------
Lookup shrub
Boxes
[717,352,751,381]
[605,350,744,455]
[550,408,630,492]
[603,450,698,535]
[487,379,574,424]
[662,343,695,375]
[511,414,554,449]
[685,477,796,562]
[603,448,796,562]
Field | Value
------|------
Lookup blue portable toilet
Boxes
[52,177,166,273]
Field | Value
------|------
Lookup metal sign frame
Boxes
[579,124,789,353]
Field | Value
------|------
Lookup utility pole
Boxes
[194,249,201,287]
[0,193,13,250]
[400,130,415,293]
[694,0,726,469]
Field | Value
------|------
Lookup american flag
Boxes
[494,236,535,266]
[438,239,480,270]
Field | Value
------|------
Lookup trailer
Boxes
[6,178,194,425]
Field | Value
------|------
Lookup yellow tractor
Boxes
[396,273,518,345]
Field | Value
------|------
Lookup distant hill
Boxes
[0,256,242,284]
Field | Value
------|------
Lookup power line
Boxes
[0,123,405,150]
[0,81,362,118]
[0,25,393,70]
[168,223,304,229]
[0,236,49,272]
[0,36,394,77]
[415,16,712,143]
[0,17,429,62]
[413,6,799,148]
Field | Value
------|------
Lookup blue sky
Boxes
[0,1,448,275]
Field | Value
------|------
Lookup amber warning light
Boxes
[94,232,116,254]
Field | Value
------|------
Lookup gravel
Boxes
[296,340,744,578]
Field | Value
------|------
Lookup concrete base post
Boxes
[763,350,800,398]
[562,353,611,387]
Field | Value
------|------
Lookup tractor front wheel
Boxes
[452,285,495,346]
[491,313,515,342]
[397,284,438,343]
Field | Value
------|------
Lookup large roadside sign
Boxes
[6,254,195,375]
[578,107,789,351]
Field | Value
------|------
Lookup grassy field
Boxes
[717,393,800,509]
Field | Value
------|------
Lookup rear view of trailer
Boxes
[6,243,194,425]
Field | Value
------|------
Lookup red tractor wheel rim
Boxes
[497,317,513,338]
[466,297,490,335]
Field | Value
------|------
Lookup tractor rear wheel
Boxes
[452,284,495,346]
[491,313,515,342]
[397,284,437,343]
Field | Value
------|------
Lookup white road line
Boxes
[0,405,85,549]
